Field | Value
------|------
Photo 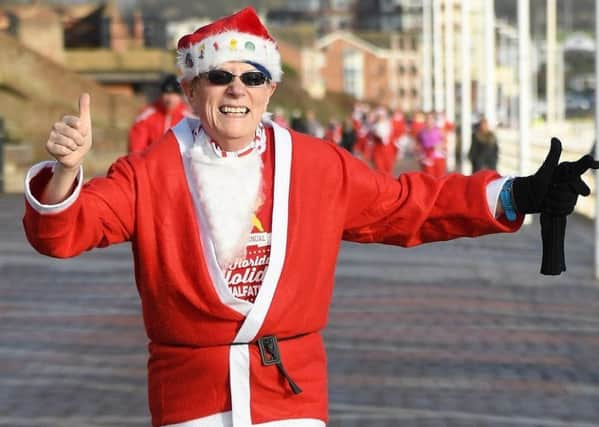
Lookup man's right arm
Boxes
[23,93,136,258]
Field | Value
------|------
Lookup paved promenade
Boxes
[1,192,599,427]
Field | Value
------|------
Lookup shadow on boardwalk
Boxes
[1,193,598,427]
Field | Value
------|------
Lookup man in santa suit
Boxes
[128,73,191,153]
[22,7,599,427]
[370,107,396,175]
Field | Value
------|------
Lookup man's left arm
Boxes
[339,150,523,247]
[341,137,598,274]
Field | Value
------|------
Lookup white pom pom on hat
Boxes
[176,7,283,83]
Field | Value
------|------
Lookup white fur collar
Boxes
[187,127,265,269]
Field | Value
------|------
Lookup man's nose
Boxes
[225,77,245,96]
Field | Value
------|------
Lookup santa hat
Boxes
[177,7,283,83]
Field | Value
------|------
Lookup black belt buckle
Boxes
[257,335,280,366]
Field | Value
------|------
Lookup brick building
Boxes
[311,31,421,110]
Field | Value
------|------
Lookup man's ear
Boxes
[268,83,277,98]
[264,83,277,106]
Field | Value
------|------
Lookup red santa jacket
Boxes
[23,120,523,427]
[128,100,190,153]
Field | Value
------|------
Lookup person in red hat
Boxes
[128,74,191,153]
[22,6,599,427]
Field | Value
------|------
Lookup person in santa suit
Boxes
[351,104,370,162]
[434,111,454,177]
[370,107,395,175]
[22,6,599,427]
[390,108,407,160]
[128,73,191,153]
[416,112,443,177]
[323,119,342,145]
[410,110,426,142]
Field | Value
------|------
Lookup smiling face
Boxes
[183,61,276,151]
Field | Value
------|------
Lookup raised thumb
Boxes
[78,93,91,134]
[537,137,562,177]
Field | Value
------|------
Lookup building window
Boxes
[410,64,418,75]
[411,88,418,98]
[398,65,406,75]
[331,0,353,10]
[342,48,364,99]
[399,88,406,97]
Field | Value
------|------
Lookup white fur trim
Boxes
[256,420,325,426]
[172,118,253,316]
[188,132,263,270]
[233,120,291,343]
[163,412,233,427]
[24,161,83,215]
[230,121,293,427]
[163,411,324,427]
[230,345,252,426]
[177,31,282,82]
[486,176,511,218]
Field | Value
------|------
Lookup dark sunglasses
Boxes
[202,69,270,87]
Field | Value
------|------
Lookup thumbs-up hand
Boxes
[46,93,92,171]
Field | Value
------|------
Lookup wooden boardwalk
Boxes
[1,193,598,427]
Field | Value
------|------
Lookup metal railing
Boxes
[0,117,5,194]
[496,121,596,219]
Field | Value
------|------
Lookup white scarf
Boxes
[188,125,265,270]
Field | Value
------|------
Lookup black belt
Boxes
[233,334,306,395]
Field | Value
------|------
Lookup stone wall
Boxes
[16,7,65,65]
[0,32,142,192]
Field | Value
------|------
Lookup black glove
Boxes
[539,214,566,275]
[512,137,599,275]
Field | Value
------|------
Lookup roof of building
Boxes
[355,31,394,49]
[65,48,177,73]
[271,24,318,47]
[315,29,420,54]
[314,30,385,56]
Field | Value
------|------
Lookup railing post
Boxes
[0,117,5,194]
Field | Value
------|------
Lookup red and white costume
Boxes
[24,6,524,427]
[370,118,395,176]
[128,100,191,153]
[24,116,523,427]
[390,111,407,159]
